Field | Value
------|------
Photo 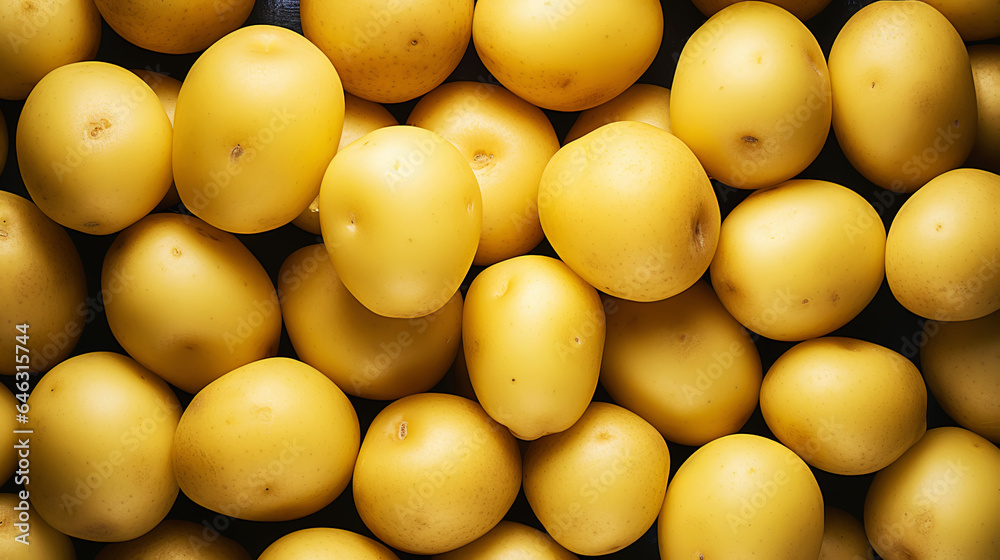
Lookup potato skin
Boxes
[433,521,578,560]
[259,528,399,560]
[95,519,250,560]
[967,45,1000,174]
[93,0,253,54]
[0,493,76,559]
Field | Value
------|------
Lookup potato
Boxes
[408,81,560,266]
[671,1,831,189]
[464,255,605,440]
[829,1,977,192]
[600,280,762,446]
[690,0,832,21]
[523,402,669,555]
[865,427,1000,560]
[95,519,250,560]
[921,0,1000,41]
[710,179,886,341]
[16,61,173,234]
[967,45,1000,174]
[433,520,578,560]
[658,434,824,559]
[761,337,927,475]
[132,69,183,210]
[0,386,15,483]
[302,0,473,103]
[819,507,873,560]
[319,125,481,318]
[102,213,281,394]
[472,0,662,111]
[920,310,1000,444]
[93,0,253,54]
[564,83,671,144]
[172,357,360,521]
[0,493,75,559]
[278,244,462,400]
[0,0,101,100]
[353,393,521,555]
[27,352,181,541]
[259,528,399,560]
[885,168,1000,321]
[293,93,397,235]
[173,25,344,234]
[539,121,720,302]
[0,191,86,374]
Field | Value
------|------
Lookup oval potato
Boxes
[93,0,253,54]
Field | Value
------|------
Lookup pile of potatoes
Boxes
[1,0,999,559]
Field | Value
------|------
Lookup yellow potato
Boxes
[671,1,831,189]
[658,434,824,560]
[433,520,578,560]
[93,0,253,54]
[102,213,281,394]
[302,0,473,103]
[885,168,1000,321]
[690,0,832,20]
[95,519,250,560]
[319,125,481,318]
[0,0,101,100]
[133,69,183,210]
[920,310,1000,444]
[472,0,662,111]
[0,386,15,483]
[921,0,1000,41]
[539,121,720,302]
[967,45,1000,174]
[293,93,397,235]
[259,528,399,560]
[564,83,671,144]
[600,280,762,446]
[16,61,173,234]
[0,493,75,559]
[408,81,559,265]
[278,244,462,400]
[173,25,345,234]
[761,337,927,475]
[830,1,977,192]
[463,255,605,440]
[819,507,873,560]
[523,402,669,555]
[865,427,1000,560]
[353,393,521,555]
[710,179,886,341]
[0,191,86,375]
[27,352,181,542]
[172,357,360,521]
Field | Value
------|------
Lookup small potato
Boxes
[967,45,1000,174]
[433,520,578,560]
[819,507,873,560]
[172,358,360,521]
[93,0,253,54]
[95,519,250,560]
[132,69,183,210]
[885,168,1000,321]
[0,493,75,559]
[564,83,671,144]
[259,528,399,560]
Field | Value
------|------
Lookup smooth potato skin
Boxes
[0,494,76,559]
[564,83,672,144]
[819,507,873,560]
[921,0,1000,41]
[967,45,1000,174]
[259,528,399,560]
[94,0,253,54]
[95,519,250,560]
[433,521,578,560]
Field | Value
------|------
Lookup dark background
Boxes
[2,0,997,558]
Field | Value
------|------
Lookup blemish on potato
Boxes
[230,144,244,162]
[741,135,759,144]
[398,421,408,440]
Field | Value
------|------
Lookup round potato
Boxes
[17,61,173,234]
[278,244,462,400]
[27,352,181,542]
[819,507,872,560]
[671,1,831,189]
[920,310,1000,444]
[433,520,578,560]
[921,0,1000,41]
[524,402,669,555]
[173,25,344,234]
[967,45,1000,174]
[293,93,397,234]
[408,81,559,265]
[319,125,481,318]
[0,493,75,559]
[690,0,832,21]
[601,280,762,446]
[172,357,360,521]
[353,393,521,555]
[473,0,662,111]
[0,191,87,375]
[302,0,473,103]
[0,0,101,100]
[93,0,253,54]
[761,337,927,475]
[464,255,605,440]
[259,528,399,560]
[95,519,250,560]
[830,0,977,192]
[885,168,1000,321]
[564,83,671,144]
[865,427,1000,560]
[133,69,183,210]
[539,121,720,302]
[658,434,824,560]
[102,213,281,394]
[710,179,886,341]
